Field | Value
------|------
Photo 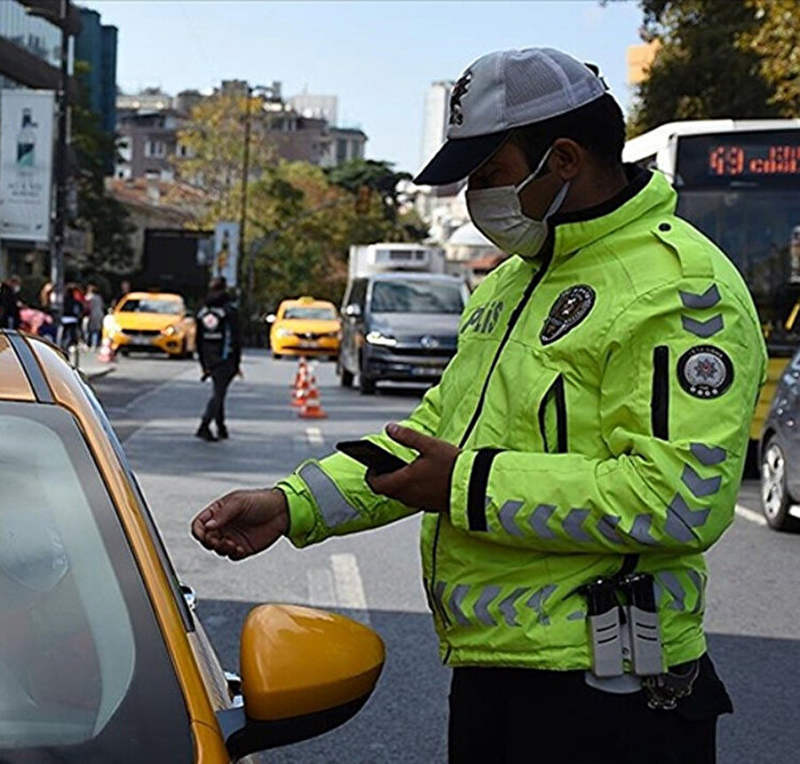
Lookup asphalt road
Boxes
[91,351,800,763]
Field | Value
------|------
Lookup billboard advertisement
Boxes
[213,221,239,288]
[0,90,55,242]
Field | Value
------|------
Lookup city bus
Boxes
[624,119,800,442]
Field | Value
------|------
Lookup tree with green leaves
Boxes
[628,0,782,135]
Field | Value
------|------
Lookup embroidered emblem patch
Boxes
[449,70,472,126]
[678,345,733,399]
[202,312,220,330]
[540,285,595,345]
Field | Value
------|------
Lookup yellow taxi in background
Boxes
[0,329,385,762]
[104,292,197,358]
[268,296,340,359]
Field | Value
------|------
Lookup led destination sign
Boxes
[677,131,800,187]
[708,143,800,177]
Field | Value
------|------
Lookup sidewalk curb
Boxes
[83,366,116,382]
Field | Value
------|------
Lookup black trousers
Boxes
[448,655,732,764]
[201,362,237,427]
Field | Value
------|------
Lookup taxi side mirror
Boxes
[218,605,385,759]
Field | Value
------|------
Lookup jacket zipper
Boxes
[538,374,568,453]
[431,246,555,646]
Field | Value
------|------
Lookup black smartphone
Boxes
[336,440,409,475]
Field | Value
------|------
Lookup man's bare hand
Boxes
[191,488,289,561]
[367,423,460,514]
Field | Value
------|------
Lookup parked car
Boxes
[338,273,469,395]
[0,329,385,762]
[760,348,800,531]
[267,296,340,359]
[104,291,197,358]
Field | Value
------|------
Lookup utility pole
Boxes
[51,0,69,322]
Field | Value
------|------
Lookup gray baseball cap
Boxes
[415,48,609,186]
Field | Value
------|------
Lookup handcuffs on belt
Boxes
[579,572,700,710]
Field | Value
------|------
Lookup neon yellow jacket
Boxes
[279,169,767,670]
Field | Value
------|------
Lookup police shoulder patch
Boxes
[678,345,734,399]
[540,285,595,345]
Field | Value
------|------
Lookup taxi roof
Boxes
[279,296,335,308]
[122,291,183,301]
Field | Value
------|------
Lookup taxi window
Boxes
[0,403,192,762]
[119,298,183,315]
[283,305,337,320]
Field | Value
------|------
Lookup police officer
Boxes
[191,48,766,762]
[196,277,241,442]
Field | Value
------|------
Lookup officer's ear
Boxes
[549,138,583,182]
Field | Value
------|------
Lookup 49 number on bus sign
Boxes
[709,144,800,177]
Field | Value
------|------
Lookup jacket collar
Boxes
[546,166,677,260]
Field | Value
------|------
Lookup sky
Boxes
[87,0,644,175]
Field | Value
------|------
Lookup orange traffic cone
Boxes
[98,337,116,364]
[292,367,310,407]
[291,356,308,389]
[299,373,327,419]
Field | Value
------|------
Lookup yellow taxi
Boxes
[0,329,385,762]
[268,296,340,359]
[104,292,197,358]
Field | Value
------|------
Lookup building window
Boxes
[117,137,132,163]
[144,140,167,158]
[336,138,348,165]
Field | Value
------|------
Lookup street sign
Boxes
[0,90,55,242]
[214,221,239,287]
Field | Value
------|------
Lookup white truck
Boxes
[347,243,446,279]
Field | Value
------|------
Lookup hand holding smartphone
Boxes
[336,440,410,475]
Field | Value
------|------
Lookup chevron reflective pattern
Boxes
[498,587,528,627]
[665,493,711,542]
[630,514,658,545]
[687,570,705,615]
[526,584,558,625]
[690,443,727,466]
[449,584,471,626]
[681,314,724,338]
[497,500,524,537]
[597,515,624,545]
[474,585,502,626]
[682,464,722,497]
[679,284,721,309]
[562,508,592,541]
[658,571,686,611]
[528,503,557,538]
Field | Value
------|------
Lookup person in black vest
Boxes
[196,277,241,442]
[0,275,22,330]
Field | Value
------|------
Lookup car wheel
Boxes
[272,351,283,360]
[360,373,376,395]
[120,347,130,357]
[760,437,800,532]
[340,366,354,388]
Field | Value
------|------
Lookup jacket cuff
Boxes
[449,448,505,533]
[276,473,318,547]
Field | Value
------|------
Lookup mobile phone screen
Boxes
[336,440,409,475]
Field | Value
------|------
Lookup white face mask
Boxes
[466,146,571,259]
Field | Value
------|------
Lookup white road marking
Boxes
[735,503,768,527]
[306,426,324,445]
[331,553,371,625]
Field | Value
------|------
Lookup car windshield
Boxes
[283,305,337,320]
[371,279,464,314]
[0,403,192,762]
[119,298,182,315]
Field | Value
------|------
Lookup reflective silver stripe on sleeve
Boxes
[498,587,528,627]
[679,285,721,309]
[658,571,686,612]
[665,493,711,543]
[449,584,471,626]
[682,464,722,498]
[691,443,727,466]
[597,515,624,545]
[526,584,557,625]
[567,610,586,621]
[563,508,592,542]
[687,570,705,615]
[681,314,724,338]
[298,462,359,528]
[528,504,557,538]
[630,515,658,546]
[497,500,525,537]
[474,585,501,626]
[433,581,447,616]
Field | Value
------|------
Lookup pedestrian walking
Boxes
[0,276,22,330]
[59,284,84,351]
[191,48,767,763]
[85,284,105,349]
[195,276,241,442]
